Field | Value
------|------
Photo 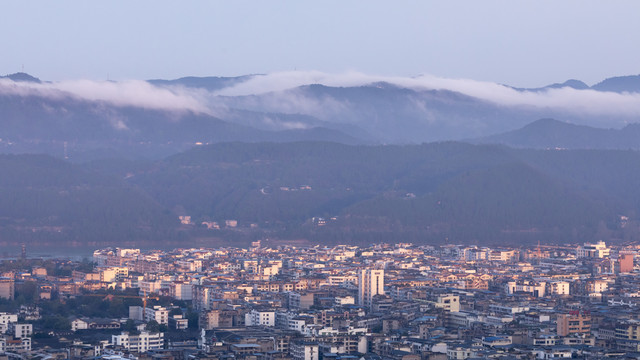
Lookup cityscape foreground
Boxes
[0,241,640,359]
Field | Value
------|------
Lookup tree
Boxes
[146,320,160,333]
[14,281,39,306]
[169,307,182,316]
[186,311,199,329]
[40,315,70,332]
[123,319,140,334]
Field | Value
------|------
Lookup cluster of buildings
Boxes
[0,312,32,354]
[2,240,640,359]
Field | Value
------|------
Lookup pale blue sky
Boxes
[2,1,639,87]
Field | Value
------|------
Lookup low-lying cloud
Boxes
[216,71,640,119]
[0,78,210,113]
[2,71,640,127]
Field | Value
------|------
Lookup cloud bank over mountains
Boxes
[0,78,210,114]
[2,70,640,146]
[216,71,640,118]
[3,71,640,121]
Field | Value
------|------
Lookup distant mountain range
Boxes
[471,118,640,150]
[0,74,362,161]
[511,75,640,93]
[151,73,640,94]
[3,72,640,248]
[1,71,640,160]
[592,75,640,93]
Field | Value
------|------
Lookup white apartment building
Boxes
[488,249,518,262]
[506,280,546,297]
[549,281,571,296]
[291,341,319,360]
[145,306,169,325]
[193,286,216,311]
[245,310,276,327]
[11,323,32,339]
[262,265,281,277]
[169,315,188,330]
[171,283,193,301]
[358,269,384,308]
[488,304,529,315]
[72,318,89,331]
[577,241,610,258]
[460,247,489,261]
[112,331,164,353]
[176,260,202,272]
[587,279,611,294]
[139,280,162,295]
[116,248,140,258]
[327,275,358,286]
[243,260,259,273]
[0,336,31,353]
[0,313,18,331]
[434,294,461,312]
[99,267,128,282]
[288,318,308,333]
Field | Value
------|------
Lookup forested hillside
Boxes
[3,142,640,247]
[103,142,640,245]
[0,154,179,247]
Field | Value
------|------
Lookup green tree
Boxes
[169,307,182,316]
[146,320,160,333]
[40,315,71,331]
[186,311,199,329]
[15,281,38,304]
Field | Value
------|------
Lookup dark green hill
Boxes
[332,161,611,244]
[3,142,640,247]
[105,141,640,245]
[0,154,178,246]
[471,118,640,150]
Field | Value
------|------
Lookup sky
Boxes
[2,1,640,87]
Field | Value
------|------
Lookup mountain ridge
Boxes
[470,118,640,150]
[0,72,41,83]
[0,88,366,161]
[2,71,640,160]
[592,74,640,93]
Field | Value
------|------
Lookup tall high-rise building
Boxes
[358,269,384,308]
